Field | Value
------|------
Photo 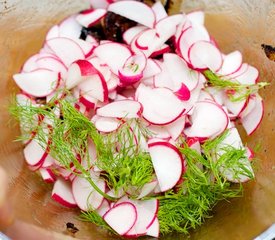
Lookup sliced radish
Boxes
[66,59,99,89]
[96,100,142,118]
[152,1,168,22]
[72,173,105,211]
[136,84,186,125]
[119,54,147,84]
[125,199,159,237]
[79,92,98,109]
[59,15,82,40]
[165,115,186,140]
[39,168,56,183]
[96,199,111,217]
[78,72,108,102]
[73,38,97,58]
[137,179,158,199]
[142,59,161,79]
[76,9,107,28]
[103,202,137,235]
[148,141,184,191]
[187,10,205,25]
[135,29,157,51]
[46,25,60,40]
[217,127,254,182]
[146,217,159,238]
[223,93,248,117]
[123,25,148,45]
[235,64,259,85]
[188,40,223,71]
[21,54,39,72]
[240,94,263,135]
[13,69,59,97]
[178,25,210,64]
[46,37,85,67]
[184,101,229,139]
[94,42,132,74]
[93,116,121,133]
[108,1,156,28]
[36,56,67,77]
[52,179,77,208]
[216,51,242,76]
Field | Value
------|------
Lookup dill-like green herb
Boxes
[157,131,251,235]
[204,70,269,102]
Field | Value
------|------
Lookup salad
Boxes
[10,0,268,238]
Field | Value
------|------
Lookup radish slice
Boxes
[125,199,159,237]
[46,25,60,40]
[188,40,223,71]
[146,217,160,238]
[217,127,254,182]
[46,37,85,67]
[240,94,263,135]
[137,180,158,199]
[96,100,142,118]
[119,54,147,84]
[235,65,259,85]
[36,56,67,77]
[187,10,205,25]
[96,199,111,217]
[76,9,107,28]
[148,141,184,192]
[223,93,248,117]
[93,116,121,133]
[59,15,82,40]
[178,26,210,64]
[184,101,229,139]
[165,115,186,140]
[108,1,156,28]
[72,173,105,211]
[136,84,186,125]
[152,1,168,22]
[135,29,157,51]
[22,54,39,72]
[13,69,59,97]
[52,179,77,208]
[66,59,99,89]
[94,42,132,74]
[216,51,242,76]
[123,26,148,45]
[39,168,56,183]
[23,139,48,166]
[142,59,161,79]
[103,202,137,235]
[78,72,108,102]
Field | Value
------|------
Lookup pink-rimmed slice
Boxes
[184,101,229,139]
[39,168,56,183]
[177,25,210,64]
[78,71,108,103]
[148,141,184,192]
[216,127,254,182]
[108,1,156,28]
[123,25,148,45]
[165,115,186,140]
[76,8,107,28]
[142,59,162,79]
[96,99,142,118]
[188,40,223,71]
[146,217,159,238]
[94,42,132,74]
[93,115,121,133]
[13,69,60,97]
[36,56,67,77]
[66,59,99,89]
[216,51,242,76]
[151,1,168,22]
[21,54,39,72]
[137,179,158,199]
[72,173,105,211]
[134,29,158,51]
[96,199,111,217]
[240,94,263,135]
[103,202,137,236]
[58,15,82,40]
[125,199,159,237]
[46,37,85,67]
[136,84,186,125]
[119,54,147,84]
[46,25,60,40]
[223,93,248,117]
[235,64,259,85]
[186,10,205,25]
[52,179,77,208]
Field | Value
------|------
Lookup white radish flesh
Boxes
[103,202,137,235]
[52,179,77,208]
[148,141,184,192]
[76,9,107,28]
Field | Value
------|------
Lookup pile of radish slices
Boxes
[13,0,264,238]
